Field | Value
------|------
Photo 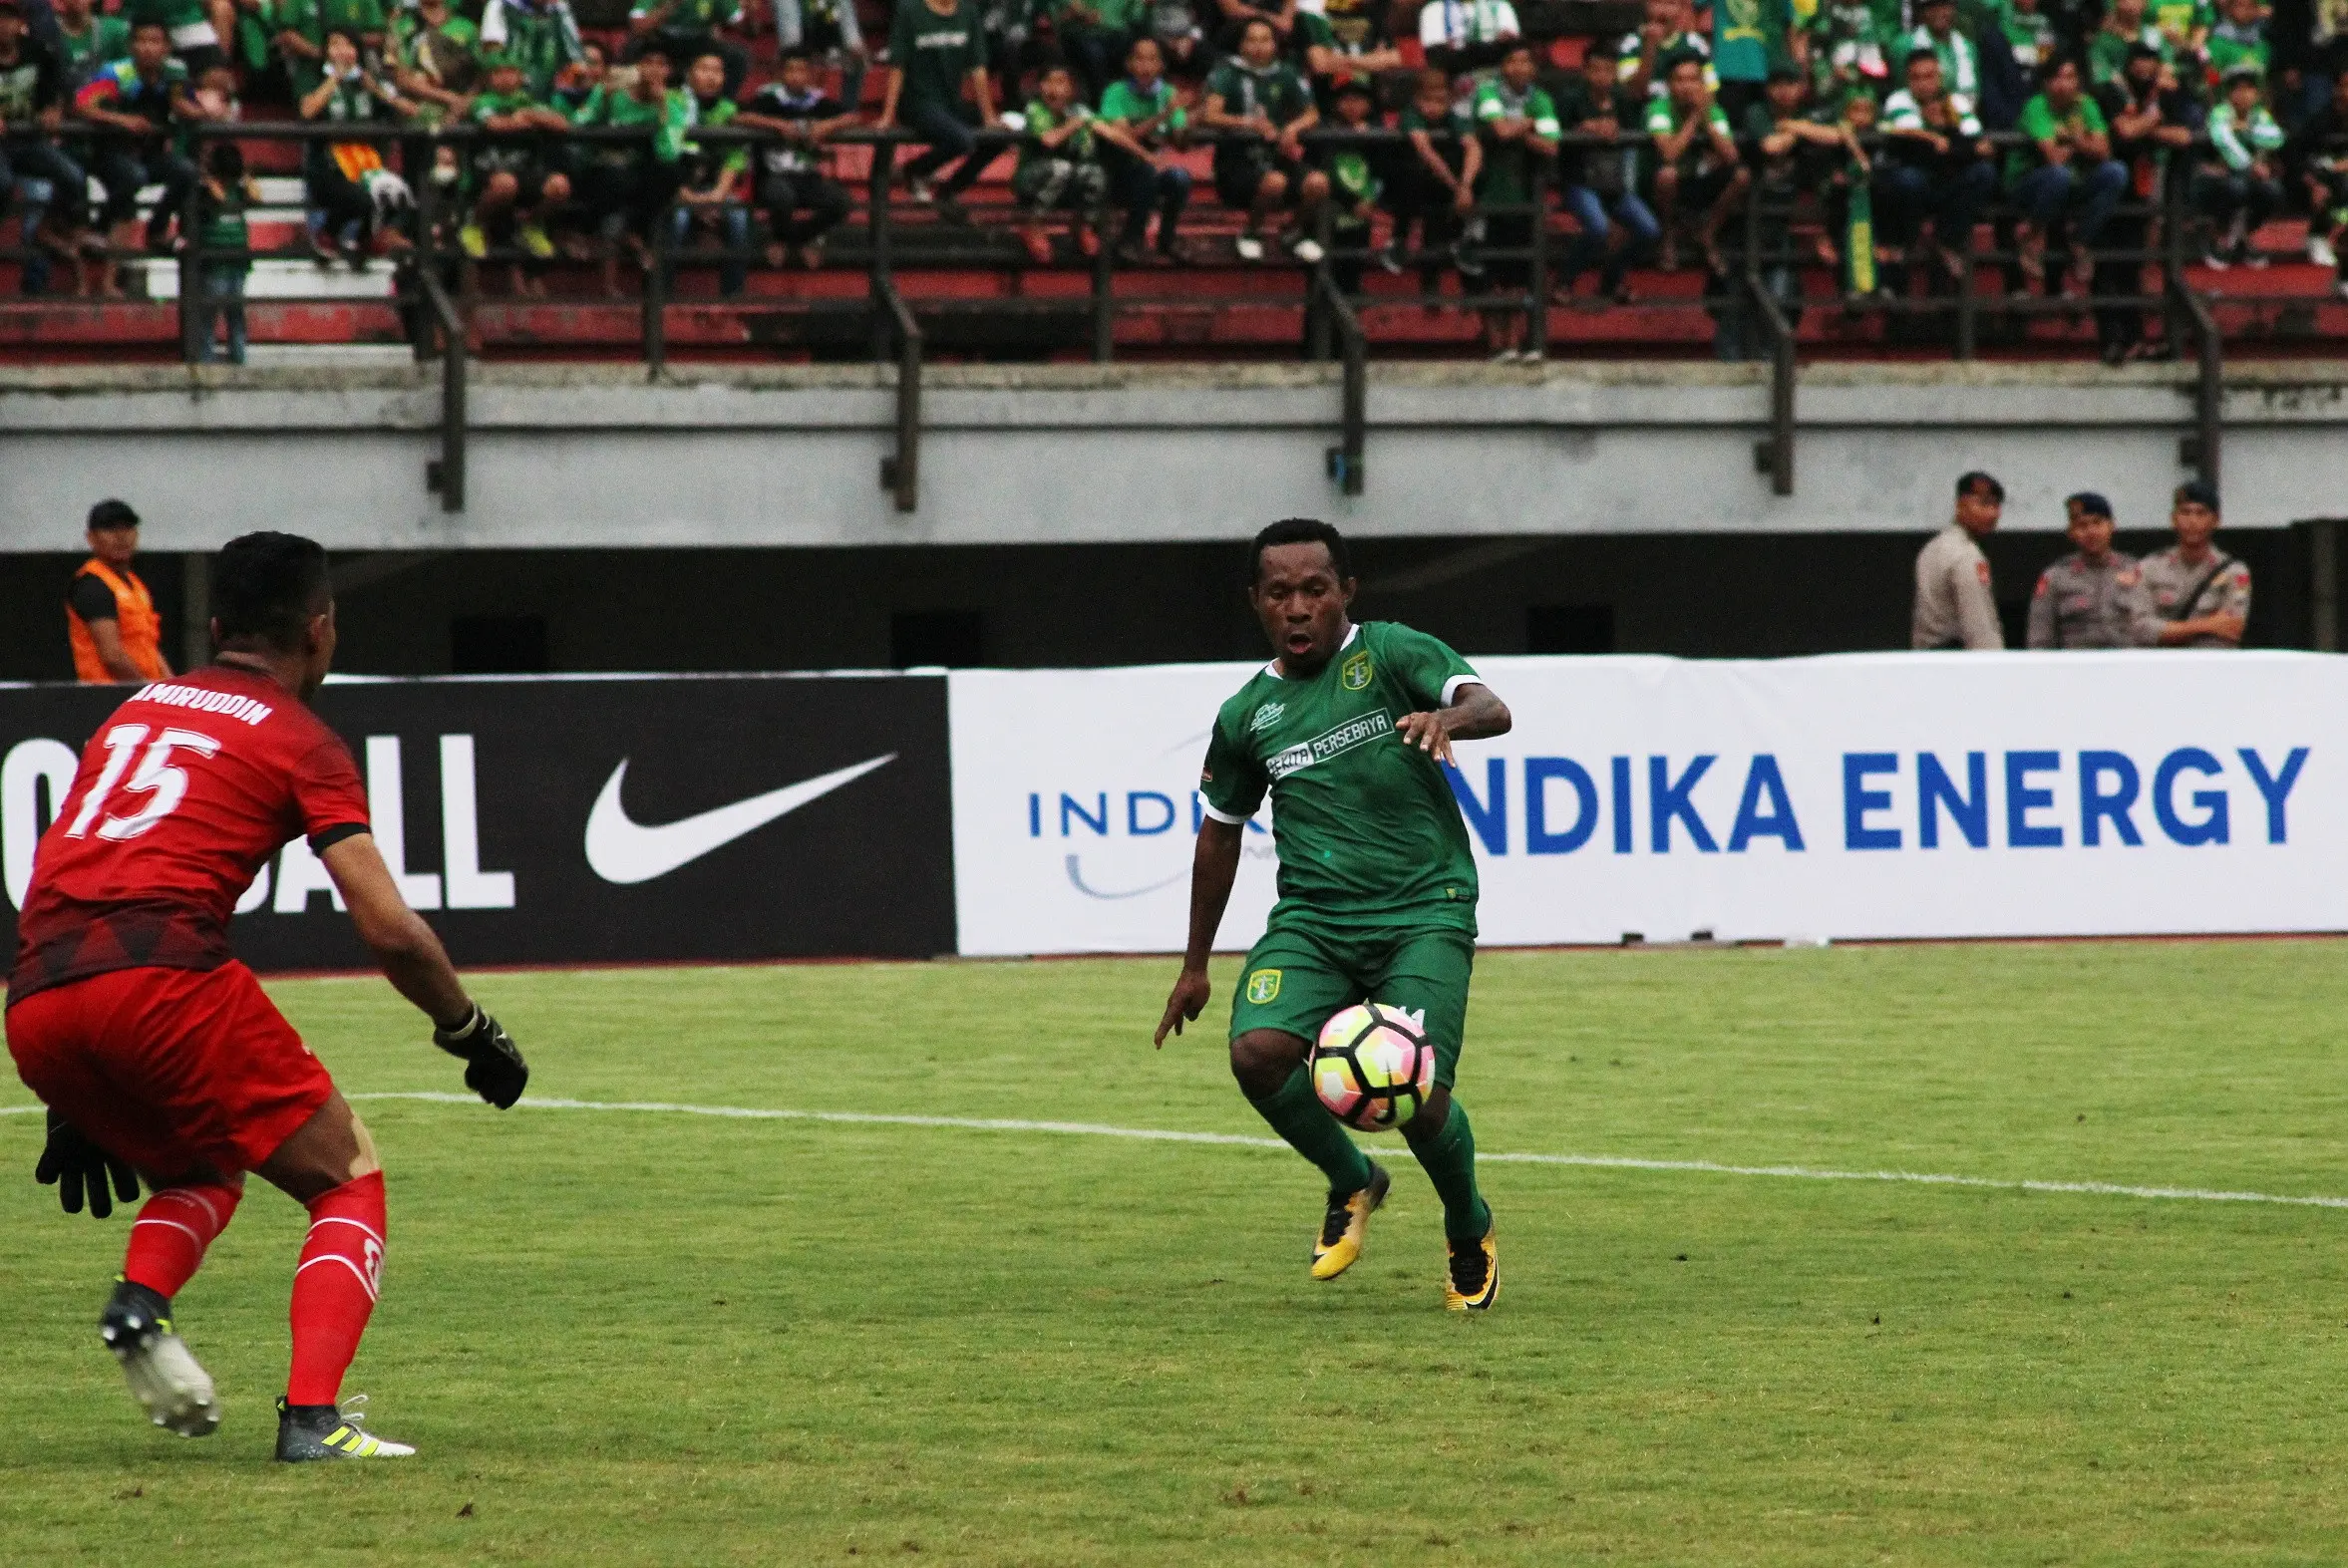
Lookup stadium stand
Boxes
[1,0,2344,394]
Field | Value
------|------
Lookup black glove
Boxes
[432,1004,528,1109]
[34,1110,141,1219]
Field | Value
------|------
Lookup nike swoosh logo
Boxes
[583,753,897,885]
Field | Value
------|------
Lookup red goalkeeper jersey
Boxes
[8,667,373,1005]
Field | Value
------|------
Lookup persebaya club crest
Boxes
[1246,969,1283,1004]
[1340,650,1372,691]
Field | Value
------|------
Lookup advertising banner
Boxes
[0,675,954,970]
[949,652,2345,955]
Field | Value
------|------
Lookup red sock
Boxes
[122,1183,243,1299]
[285,1170,386,1407]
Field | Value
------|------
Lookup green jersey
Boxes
[58,14,132,80]
[1203,55,1311,128]
[1471,78,1559,203]
[573,81,693,162]
[2204,17,2269,76]
[2008,89,2107,182]
[2087,19,2168,83]
[482,0,584,100]
[1199,622,1483,934]
[887,0,987,116]
[1016,98,1097,169]
[1100,75,1184,137]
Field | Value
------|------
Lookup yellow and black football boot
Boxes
[1310,1161,1391,1281]
[1444,1224,1499,1312]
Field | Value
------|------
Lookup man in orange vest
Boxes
[68,499,174,685]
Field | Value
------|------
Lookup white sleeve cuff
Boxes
[1198,799,1251,825]
[1440,675,1483,707]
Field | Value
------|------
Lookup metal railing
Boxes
[8,120,2327,508]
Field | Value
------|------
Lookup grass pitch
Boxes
[5,940,2348,1566]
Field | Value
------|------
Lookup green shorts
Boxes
[1229,920,1476,1089]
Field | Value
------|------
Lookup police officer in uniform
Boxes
[67,498,174,685]
[2139,479,2249,648]
[1912,470,2006,649]
[2025,491,2160,649]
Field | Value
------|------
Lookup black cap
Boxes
[2176,477,2220,512]
[1956,470,2004,502]
[87,498,141,531]
[2066,490,2114,520]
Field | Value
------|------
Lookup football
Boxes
[1310,1003,1436,1132]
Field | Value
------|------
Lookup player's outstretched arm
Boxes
[1395,682,1511,766]
[1156,817,1244,1048]
[322,834,528,1107]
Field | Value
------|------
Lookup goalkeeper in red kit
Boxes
[5,531,527,1462]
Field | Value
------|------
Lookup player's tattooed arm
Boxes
[1156,817,1244,1048]
[1396,682,1511,767]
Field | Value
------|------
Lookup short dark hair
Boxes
[2126,40,2165,64]
[1766,62,1803,85]
[130,16,168,34]
[206,140,244,181]
[1905,46,1940,72]
[87,497,141,531]
[1956,470,2005,502]
[1662,48,1705,77]
[2065,489,2114,520]
[1249,518,1351,586]
[211,531,331,654]
[2176,477,2220,512]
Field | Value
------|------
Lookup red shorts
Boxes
[6,962,334,1179]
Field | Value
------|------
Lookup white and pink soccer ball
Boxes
[1310,1003,1435,1132]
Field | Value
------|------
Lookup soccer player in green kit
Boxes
[1155,518,1512,1310]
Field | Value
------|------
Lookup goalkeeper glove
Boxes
[432,1004,528,1109]
[34,1110,141,1219]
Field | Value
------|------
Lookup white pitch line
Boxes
[339,1092,2348,1212]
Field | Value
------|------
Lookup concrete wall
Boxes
[6,360,2347,553]
[0,529,2316,682]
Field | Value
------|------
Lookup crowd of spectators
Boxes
[4,0,2347,360]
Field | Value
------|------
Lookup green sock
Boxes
[1413,1099,1493,1243]
[1248,1066,1374,1194]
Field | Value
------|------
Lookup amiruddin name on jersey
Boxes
[1267,710,1394,781]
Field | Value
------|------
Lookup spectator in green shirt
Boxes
[2196,63,2283,263]
[298,27,419,265]
[1098,34,1191,262]
[1646,47,1747,271]
[2204,0,2268,79]
[2086,0,2169,84]
[1199,15,1325,261]
[479,0,582,101]
[1807,0,1889,105]
[1297,0,1403,118]
[1316,75,1384,292]
[625,0,747,98]
[877,0,1000,224]
[1712,0,1796,121]
[1392,65,1483,296]
[1044,0,1137,102]
[570,42,692,290]
[461,54,575,284]
[122,0,234,75]
[2007,54,2127,282]
[2150,0,2212,63]
[1471,38,1557,352]
[666,49,750,294]
[1010,61,1107,261]
[190,139,252,361]
[1903,0,1979,99]
[390,0,479,121]
[52,0,129,82]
